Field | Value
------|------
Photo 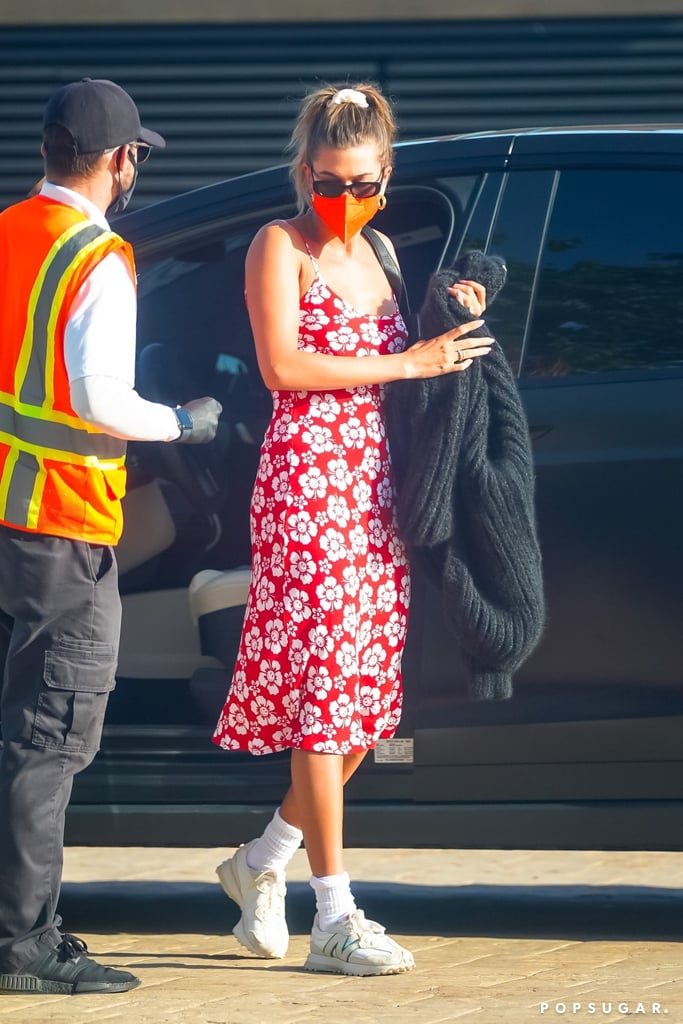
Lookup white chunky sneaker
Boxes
[215,841,288,958]
[304,910,415,977]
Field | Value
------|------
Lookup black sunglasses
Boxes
[132,143,152,165]
[310,169,385,200]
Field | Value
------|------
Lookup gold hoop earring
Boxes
[377,195,387,210]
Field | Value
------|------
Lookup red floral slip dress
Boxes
[212,235,411,756]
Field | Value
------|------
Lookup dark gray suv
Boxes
[65,125,683,850]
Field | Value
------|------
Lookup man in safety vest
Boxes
[0,78,222,995]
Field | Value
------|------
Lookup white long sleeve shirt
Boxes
[41,182,180,442]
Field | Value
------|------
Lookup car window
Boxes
[135,213,290,430]
[374,179,479,310]
[522,169,683,378]
[484,170,554,374]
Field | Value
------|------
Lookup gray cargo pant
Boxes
[0,526,120,972]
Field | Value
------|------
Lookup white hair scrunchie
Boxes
[330,88,369,108]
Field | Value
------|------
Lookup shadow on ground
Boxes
[59,879,683,942]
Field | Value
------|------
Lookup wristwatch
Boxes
[174,406,193,439]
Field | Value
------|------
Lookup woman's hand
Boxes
[448,279,486,318]
[402,319,494,380]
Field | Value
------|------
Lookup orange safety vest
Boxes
[0,195,135,545]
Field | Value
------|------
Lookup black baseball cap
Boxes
[43,77,165,155]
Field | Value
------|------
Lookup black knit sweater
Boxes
[385,251,545,700]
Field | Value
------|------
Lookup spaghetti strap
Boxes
[288,223,319,274]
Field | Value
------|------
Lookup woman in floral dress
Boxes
[212,82,493,976]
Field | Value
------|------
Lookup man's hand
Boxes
[174,397,222,444]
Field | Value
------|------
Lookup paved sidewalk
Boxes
[1,847,683,1024]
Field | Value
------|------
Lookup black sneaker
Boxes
[0,934,140,995]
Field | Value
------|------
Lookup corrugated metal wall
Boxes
[1,16,682,211]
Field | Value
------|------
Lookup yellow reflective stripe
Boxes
[0,399,126,461]
[14,221,94,399]
[0,446,19,520]
[0,430,125,470]
[43,230,122,409]
[25,459,47,531]
[0,389,86,430]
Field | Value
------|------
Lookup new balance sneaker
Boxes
[304,910,415,977]
[0,934,140,995]
[215,840,288,958]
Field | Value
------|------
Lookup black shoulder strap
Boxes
[362,226,419,343]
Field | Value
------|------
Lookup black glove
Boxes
[173,397,222,444]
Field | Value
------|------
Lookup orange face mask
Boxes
[312,192,383,244]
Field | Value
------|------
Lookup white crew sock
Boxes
[309,871,357,930]
[245,807,303,874]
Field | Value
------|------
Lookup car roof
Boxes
[118,123,683,243]
[397,123,683,146]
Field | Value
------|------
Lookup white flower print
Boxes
[327,459,352,490]
[289,640,307,673]
[349,719,366,748]
[270,542,285,578]
[244,627,264,661]
[300,701,324,735]
[252,484,266,515]
[366,551,385,583]
[326,494,350,528]
[255,576,275,612]
[272,471,291,503]
[309,393,341,422]
[336,642,358,678]
[309,625,334,660]
[388,533,407,562]
[361,643,386,676]
[290,550,315,584]
[250,693,277,726]
[299,466,328,500]
[271,413,294,443]
[306,665,334,699]
[284,587,312,623]
[349,525,369,556]
[263,617,287,654]
[287,511,318,545]
[258,659,283,695]
[377,475,394,508]
[329,694,354,727]
[319,527,347,562]
[365,410,384,444]
[339,417,366,449]
[361,450,382,480]
[358,620,372,651]
[343,603,358,635]
[359,321,382,347]
[316,576,344,611]
[358,684,381,716]
[307,279,332,305]
[281,689,300,718]
[229,668,248,701]
[300,308,330,331]
[227,703,250,735]
[376,579,398,614]
[302,423,333,452]
[368,517,388,547]
[261,512,277,545]
[342,565,360,597]
[352,479,372,512]
[384,611,407,648]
